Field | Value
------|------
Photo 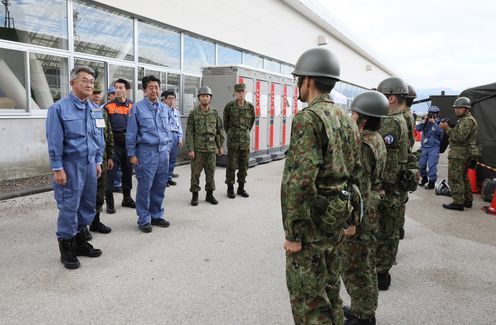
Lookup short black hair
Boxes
[161,90,176,98]
[142,75,161,89]
[311,76,337,94]
[405,97,414,107]
[114,78,130,90]
[363,115,382,131]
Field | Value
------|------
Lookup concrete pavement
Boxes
[1,157,496,324]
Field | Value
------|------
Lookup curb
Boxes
[0,185,53,201]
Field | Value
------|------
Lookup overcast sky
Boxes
[319,0,496,93]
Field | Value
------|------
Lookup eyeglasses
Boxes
[78,77,95,85]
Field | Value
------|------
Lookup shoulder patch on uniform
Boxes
[384,134,395,145]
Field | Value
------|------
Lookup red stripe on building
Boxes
[282,85,287,145]
[255,80,261,151]
[269,83,275,148]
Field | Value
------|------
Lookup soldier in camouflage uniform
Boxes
[340,91,388,325]
[282,47,362,325]
[224,83,255,199]
[375,77,409,291]
[89,84,113,235]
[186,86,225,206]
[398,84,417,239]
[441,97,478,211]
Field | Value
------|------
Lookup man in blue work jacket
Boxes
[161,90,183,186]
[46,66,104,269]
[416,105,443,189]
[127,75,172,233]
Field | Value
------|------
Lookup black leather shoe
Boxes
[206,191,218,205]
[343,305,353,319]
[105,192,116,214]
[58,238,80,269]
[191,192,199,206]
[377,272,391,291]
[139,223,153,233]
[82,226,93,241]
[73,233,102,257]
[464,201,473,208]
[168,180,177,186]
[172,173,179,178]
[227,185,235,199]
[122,196,136,208]
[442,203,464,211]
[237,183,249,198]
[399,227,405,240]
[419,176,428,186]
[345,315,376,325]
[151,218,170,228]
[90,221,112,234]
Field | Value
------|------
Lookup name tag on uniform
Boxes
[96,119,105,128]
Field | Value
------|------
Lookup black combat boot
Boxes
[206,191,218,205]
[419,176,428,186]
[377,272,391,291]
[82,225,92,241]
[237,183,249,198]
[425,181,435,189]
[343,306,353,319]
[399,227,405,240]
[191,192,199,206]
[105,191,116,214]
[73,231,102,257]
[344,315,376,325]
[90,212,112,234]
[58,238,80,269]
[121,189,136,208]
[464,200,473,208]
[442,202,464,211]
[227,185,235,199]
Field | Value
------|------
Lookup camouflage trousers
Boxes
[96,159,108,213]
[340,234,378,319]
[448,158,472,205]
[375,189,402,273]
[286,243,343,325]
[225,147,250,185]
[190,151,216,192]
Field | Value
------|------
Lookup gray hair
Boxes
[70,66,95,81]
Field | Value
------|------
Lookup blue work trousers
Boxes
[419,146,440,182]
[134,146,169,226]
[54,160,97,239]
[168,132,180,181]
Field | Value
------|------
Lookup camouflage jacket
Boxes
[102,108,114,161]
[402,107,416,152]
[223,100,255,150]
[361,130,387,197]
[186,105,225,153]
[281,94,362,243]
[447,112,478,160]
[379,111,408,187]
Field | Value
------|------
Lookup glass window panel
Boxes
[109,64,135,101]
[136,67,144,102]
[30,53,69,110]
[264,58,281,74]
[73,0,134,60]
[0,0,68,49]
[0,48,26,110]
[184,35,214,72]
[183,76,200,115]
[138,21,180,68]
[243,52,263,69]
[167,73,181,111]
[74,58,105,104]
[281,64,294,76]
[217,45,241,65]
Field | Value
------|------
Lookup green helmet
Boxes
[292,47,340,80]
[350,91,389,117]
[407,84,417,98]
[453,96,471,108]
[377,77,408,95]
[198,86,212,97]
